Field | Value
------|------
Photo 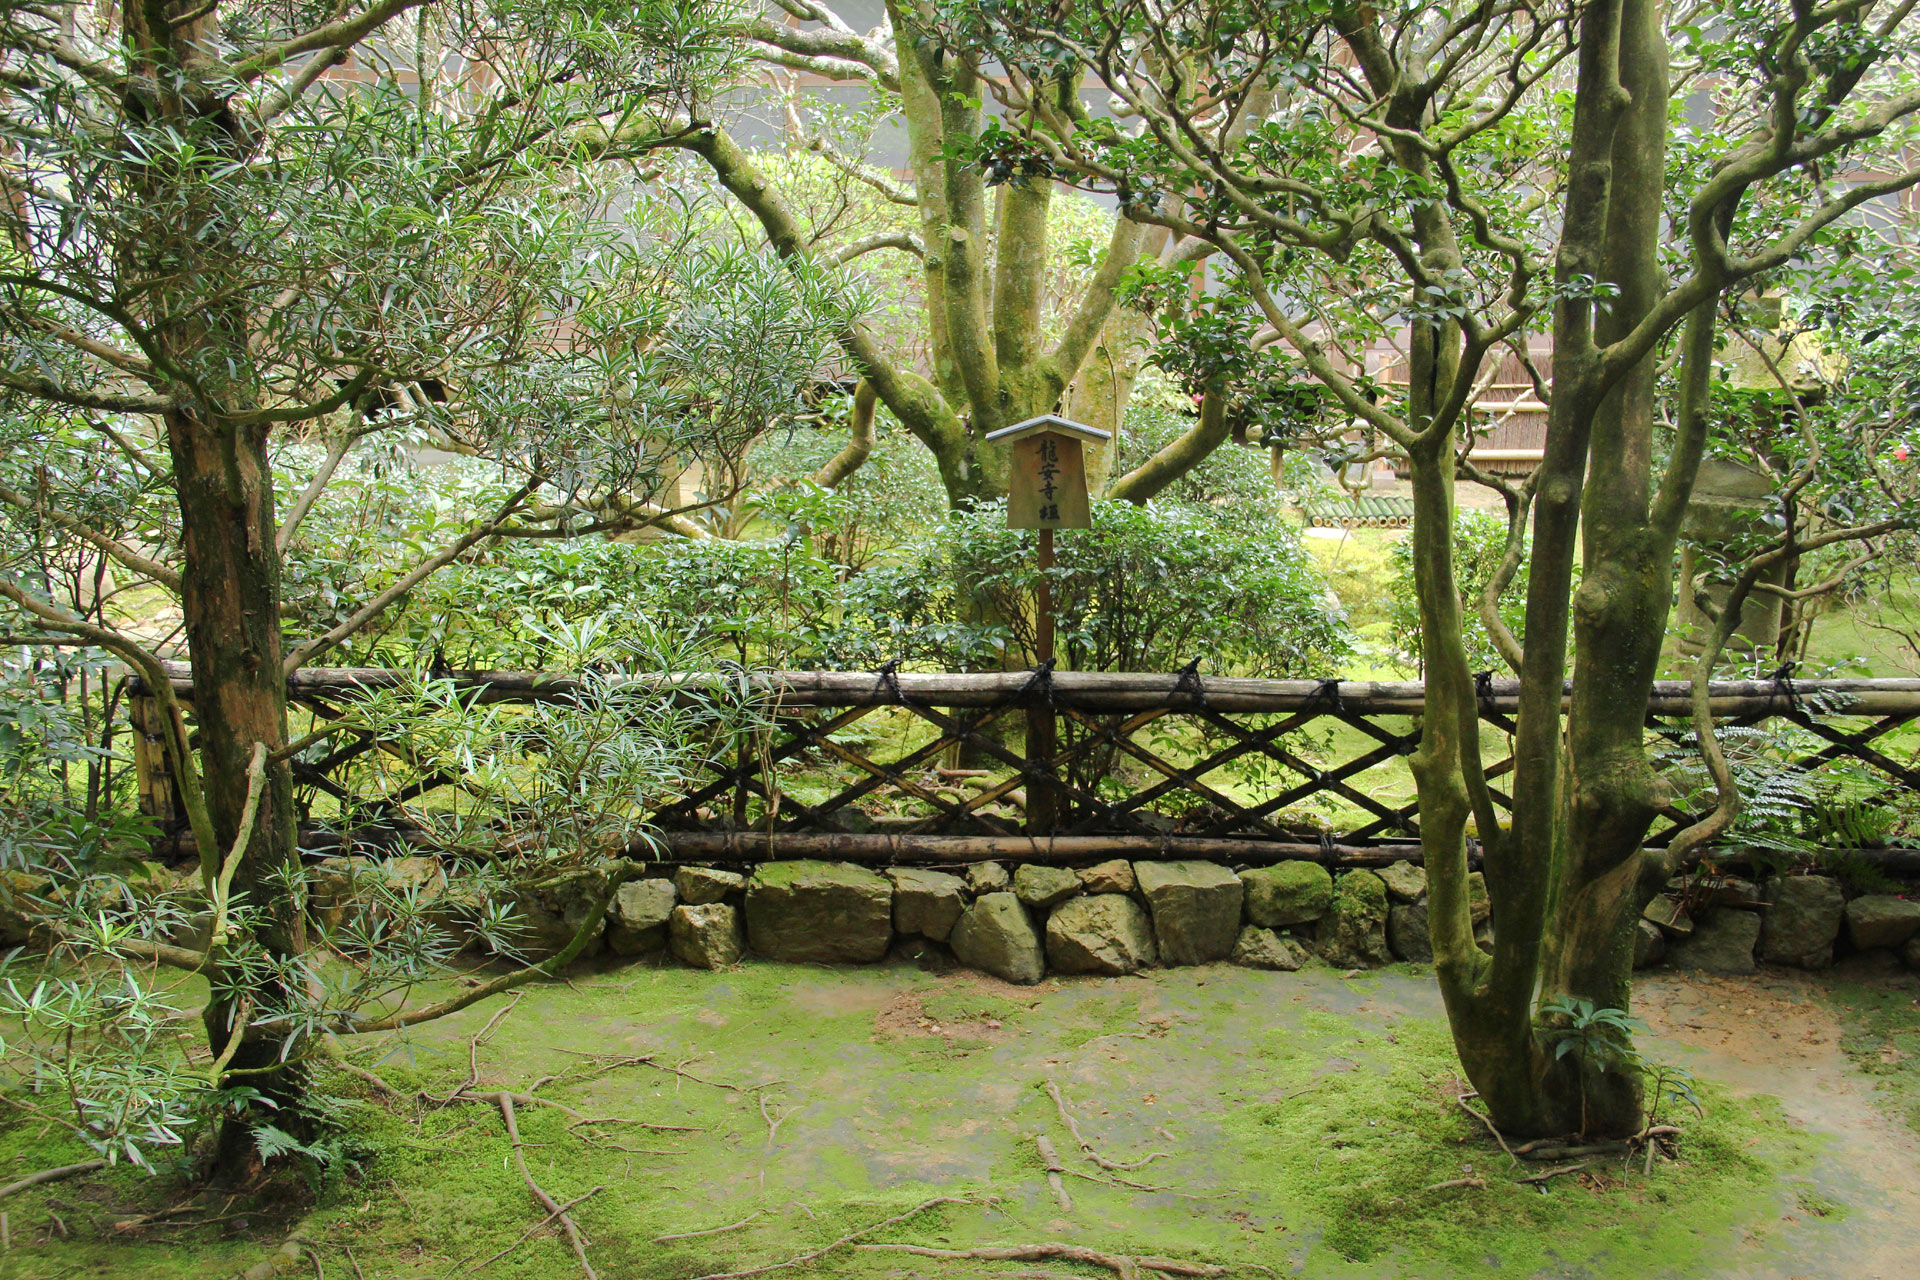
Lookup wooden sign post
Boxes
[986,414,1111,834]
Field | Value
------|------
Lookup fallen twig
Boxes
[685,1195,969,1280]
[332,1060,402,1099]
[758,1091,791,1193]
[1045,1079,1167,1172]
[218,1221,314,1280]
[1422,1177,1486,1192]
[852,1243,1228,1279]
[1062,1166,1172,1193]
[0,1160,106,1201]
[654,1210,765,1244]
[463,1185,608,1274]
[429,993,524,1106]
[1455,1094,1518,1166]
[552,1049,781,1095]
[494,1093,597,1280]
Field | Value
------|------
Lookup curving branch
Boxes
[0,482,182,592]
[334,860,647,1036]
[1106,388,1229,505]
[227,0,430,85]
[0,369,172,414]
[829,231,923,264]
[282,476,542,674]
[812,380,875,488]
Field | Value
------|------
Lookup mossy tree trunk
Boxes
[119,0,309,1171]
[683,3,1193,513]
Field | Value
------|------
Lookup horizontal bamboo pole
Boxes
[658,831,1429,866]
[655,831,1920,874]
[143,661,1920,717]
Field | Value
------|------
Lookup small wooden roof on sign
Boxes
[983,413,1113,444]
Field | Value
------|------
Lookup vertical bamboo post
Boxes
[1027,527,1058,834]
[128,695,178,827]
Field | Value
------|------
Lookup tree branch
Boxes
[281,477,541,674]
[0,482,182,592]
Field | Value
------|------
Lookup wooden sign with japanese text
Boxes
[1006,431,1091,529]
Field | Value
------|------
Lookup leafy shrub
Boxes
[839,498,1349,676]
[1387,508,1533,674]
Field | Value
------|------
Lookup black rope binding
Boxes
[872,657,906,706]
[1020,658,1058,708]
[1319,831,1338,864]
[1310,677,1344,713]
[1172,657,1208,708]
[1770,660,1803,717]
[1473,670,1496,715]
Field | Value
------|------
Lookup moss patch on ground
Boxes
[0,961,1881,1279]
[1827,974,1920,1136]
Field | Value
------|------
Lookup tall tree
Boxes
[693,0,1246,507]
[960,0,1920,1136]
[0,0,837,1173]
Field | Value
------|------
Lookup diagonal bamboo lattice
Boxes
[134,662,1920,864]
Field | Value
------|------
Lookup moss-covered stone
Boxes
[885,867,965,941]
[1136,861,1243,965]
[670,902,743,969]
[1045,894,1156,975]
[1759,875,1843,968]
[1387,902,1432,963]
[1316,869,1390,968]
[950,891,1044,984]
[512,869,607,959]
[1013,863,1081,909]
[1376,860,1427,903]
[0,869,52,947]
[1239,861,1333,928]
[608,878,676,955]
[1669,907,1760,974]
[745,860,891,963]
[1077,859,1135,895]
[965,861,1011,893]
[675,865,745,905]
[1231,925,1307,971]
[1634,917,1666,968]
[1845,894,1920,951]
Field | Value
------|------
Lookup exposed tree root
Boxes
[1422,1177,1487,1191]
[1045,1079,1168,1173]
[1511,1126,1680,1162]
[0,1160,106,1201]
[685,1195,971,1280]
[494,1092,597,1280]
[552,1048,784,1095]
[1034,1134,1073,1211]
[853,1243,1229,1279]
[1515,1159,1602,1186]
[331,1059,402,1099]
[219,1221,315,1280]
[1458,1093,1683,1166]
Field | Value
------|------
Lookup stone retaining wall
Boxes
[309,856,1920,981]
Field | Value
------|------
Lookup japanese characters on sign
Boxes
[990,414,1106,530]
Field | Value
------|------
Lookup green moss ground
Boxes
[1828,972,1920,1136]
[7,960,1912,1279]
